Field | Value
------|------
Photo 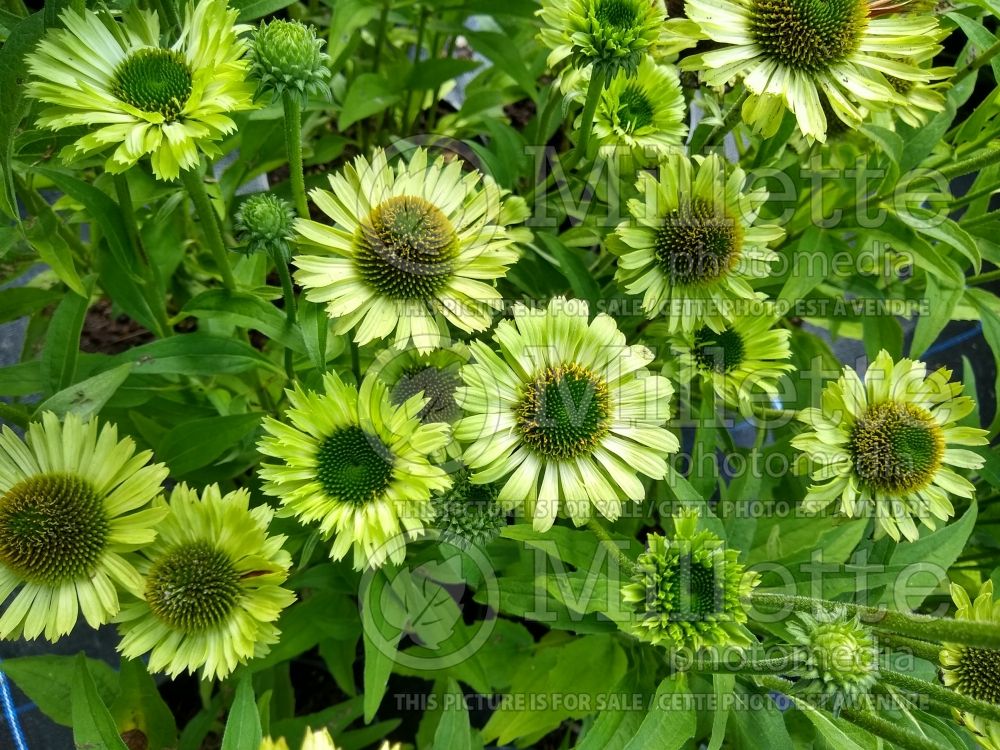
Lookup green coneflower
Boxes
[941,581,1000,750]
[537,0,665,79]
[248,19,331,101]
[235,193,297,258]
[25,0,256,180]
[293,149,529,354]
[116,483,295,680]
[610,152,782,333]
[455,297,679,531]
[666,308,792,416]
[623,511,759,650]
[680,0,949,141]
[589,55,688,163]
[430,468,507,549]
[787,609,878,709]
[792,350,988,542]
[0,413,168,642]
[258,371,452,569]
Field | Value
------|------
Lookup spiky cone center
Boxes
[616,83,655,131]
[432,474,506,548]
[316,426,395,505]
[236,194,296,248]
[0,473,108,584]
[515,363,612,459]
[849,400,944,493]
[637,552,724,622]
[808,623,876,685]
[390,365,462,424]
[749,0,867,72]
[595,0,641,27]
[355,195,458,300]
[655,199,743,286]
[111,48,193,120]
[693,326,746,373]
[252,20,328,81]
[949,647,1000,704]
[145,541,242,632]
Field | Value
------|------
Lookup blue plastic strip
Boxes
[924,323,983,358]
[0,661,29,750]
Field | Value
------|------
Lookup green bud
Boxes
[248,20,331,101]
[234,193,296,257]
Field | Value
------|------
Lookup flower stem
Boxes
[282,91,309,219]
[875,632,941,664]
[573,66,607,167]
[969,269,1000,286]
[179,167,236,291]
[350,337,361,385]
[702,88,749,150]
[700,652,805,675]
[586,518,634,574]
[839,707,946,750]
[270,246,297,380]
[953,39,1000,85]
[113,173,172,337]
[879,669,1000,723]
[750,592,1000,650]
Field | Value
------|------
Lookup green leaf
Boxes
[71,653,129,750]
[708,673,735,750]
[0,360,43,397]
[877,500,977,609]
[967,288,1000,434]
[181,289,305,352]
[0,11,45,219]
[34,362,134,420]
[483,635,627,744]
[622,674,696,750]
[892,206,981,273]
[728,687,794,749]
[41,287,90,395]
[574,674,645,750]
[25,211,88,297]
[363,569,405,722]
[0,286,63,324]
[433,679,472,750]
[466,31,539,101]
[3,654,119,727]
[157,412,264,475]
[110,658,178,750]
[535,233,601,306]
[221,678,262,750]
[111,334,280,376]
[338,73,401,130]
[231,0,295,20]
[407,58,481,90]
[861,313,902,361]
[910,276,962,357]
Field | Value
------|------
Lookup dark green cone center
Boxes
[390,365,461,424]
[655,199,742,286]
[693,327,746,373]
[146,541,241,631]
[595,0,640,30]
[617,84,655,131]
[749,0,866,72]
[356,195,457,300]
[0,473,107,584]
[516,363,611,459]
[316,426,394,504]
[112,48,193,119]
[850,401,943,493]
[954,648,1000,704]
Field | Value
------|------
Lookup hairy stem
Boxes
[179,167,236,291]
